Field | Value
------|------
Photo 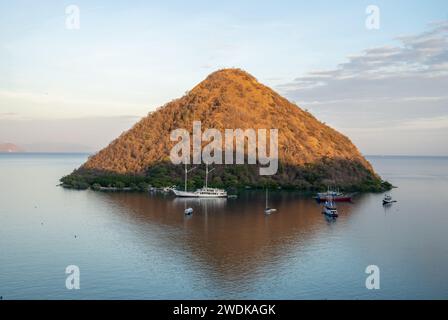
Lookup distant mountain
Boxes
[0,143,23,153]
[62,69,390,191]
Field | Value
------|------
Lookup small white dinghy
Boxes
[184,207,193,215]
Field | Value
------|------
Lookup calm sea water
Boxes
[0,153,447,299]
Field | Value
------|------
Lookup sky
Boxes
[0,0,447,154]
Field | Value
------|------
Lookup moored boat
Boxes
[173,187,227,198]
[383,194,395,205]
[264,188,277,214]
[322,196,338,217]
[171,163,227,198]
[314,189,352,202]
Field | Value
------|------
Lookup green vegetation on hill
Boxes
[60,159,392,192]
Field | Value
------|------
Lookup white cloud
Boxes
[278,21,448,155]
[280,21,448,100]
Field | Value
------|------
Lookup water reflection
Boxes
[3,154,448,299]
[173,197,228,211]
[98,192,358,282]
[382,202,394,213]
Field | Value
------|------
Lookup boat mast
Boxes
[184,162,188,192]
[266,188,268,208]
[183,157,197,192]
[205,163,208,189]
[204,163,215,189]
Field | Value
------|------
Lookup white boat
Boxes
[162,186,176,193]
[383,194,395,204]
[322,196,338,217]
[314,187,352,202]
[173,187,227,198]
[264,188,277,214]
[184,207,193,215]
[317,190,341,198]
[172,163,227,198]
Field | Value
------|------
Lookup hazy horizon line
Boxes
[1,151,447,158]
